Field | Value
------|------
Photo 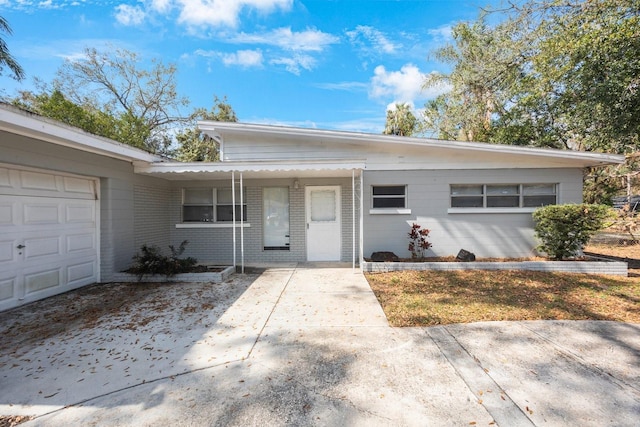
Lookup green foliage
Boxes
[533,204,615,260]
[13,90,151,148]
[174,96,238,162]
[0,16,24,81]
[128,240,198,280]
[408,223,432,259]
[423,0,640,154]
[383,103,419,137]
[423,17,527,143]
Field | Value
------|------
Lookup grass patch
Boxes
[366,270,640,327]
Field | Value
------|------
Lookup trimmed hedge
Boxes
[533,204,615,260]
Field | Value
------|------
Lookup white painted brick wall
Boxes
[169,178,361,264]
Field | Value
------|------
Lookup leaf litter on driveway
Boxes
[0,275,260,421]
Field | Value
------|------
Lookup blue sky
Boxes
[0,0,490,133]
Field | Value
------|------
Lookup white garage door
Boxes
[0,165,99,312]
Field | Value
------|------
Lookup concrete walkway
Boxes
[1,265,639,426]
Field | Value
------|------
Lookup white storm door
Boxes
[306,186,341,261]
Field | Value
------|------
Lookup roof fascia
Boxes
[199,121,625,166]
[0,104,164,163]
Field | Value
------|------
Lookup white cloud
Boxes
[115,4,146,26]
[270,53,316,75]
[314,81,368,92]
[370,64,425,105]
[228,27,338,74]
[370,65,451,110]
[231,27,339,52]
[193,49,217,58]
[428,25,453,42]
[37,0,56,9]
[346,25,398,54]
[176,0,292,29]
[221,49,263,68]
[150,0,172,13]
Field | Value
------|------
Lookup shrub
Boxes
[129,240,198,279]
[408,223,432,259]
[533,204,615,260]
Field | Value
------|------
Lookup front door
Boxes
[306,185,341,261]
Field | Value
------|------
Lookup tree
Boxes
[52,46,189,154]
[174,97,238,162]
[0,16,24,81]
[423,18,529,143]
[383,103,419,137]
[529,0,640,154]
[423,0,640,154]
[13,89,150,148]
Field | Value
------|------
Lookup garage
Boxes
[0,164,99,312]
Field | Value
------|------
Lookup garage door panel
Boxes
[63,176,94,196]
[0,167,11,187]
[23,236,62,260]
[23,202,60,224]
[20,170,59,191]
[0,201,16,225]
[66,202,95,223]
[67,261,97,285]
[67,233,96,253]
[0,276,17,301]
[24,267,62,295]
[0,239,17,263]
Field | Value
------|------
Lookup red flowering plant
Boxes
[408,223,432,259]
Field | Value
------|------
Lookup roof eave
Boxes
[198,121,625,167]
[0,104,164,163]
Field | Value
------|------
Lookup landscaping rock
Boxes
[371,251,400,262]
[456,249,476,262]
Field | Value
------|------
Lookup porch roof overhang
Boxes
[134,159,366,180]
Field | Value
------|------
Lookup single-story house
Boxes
[0,104,624,311]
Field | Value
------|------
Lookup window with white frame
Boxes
[450,184,557,208]
[182,188,247,222]
[372,185,407,209]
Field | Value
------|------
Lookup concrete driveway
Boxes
[1,264,639,426]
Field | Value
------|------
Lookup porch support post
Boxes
[352,169,356,270]
[240,172,245,274]
[232,171,236,269]
[359,171,364,270]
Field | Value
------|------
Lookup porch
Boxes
[134,160,365,271]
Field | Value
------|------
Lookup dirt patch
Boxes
[0,416,34,427]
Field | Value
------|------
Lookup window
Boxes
[522,184,557,207]
[450,185,483,208]
[487,185,520,207]
[182,188,246,222]
[450,184,557,209]
[372,185,407,209]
